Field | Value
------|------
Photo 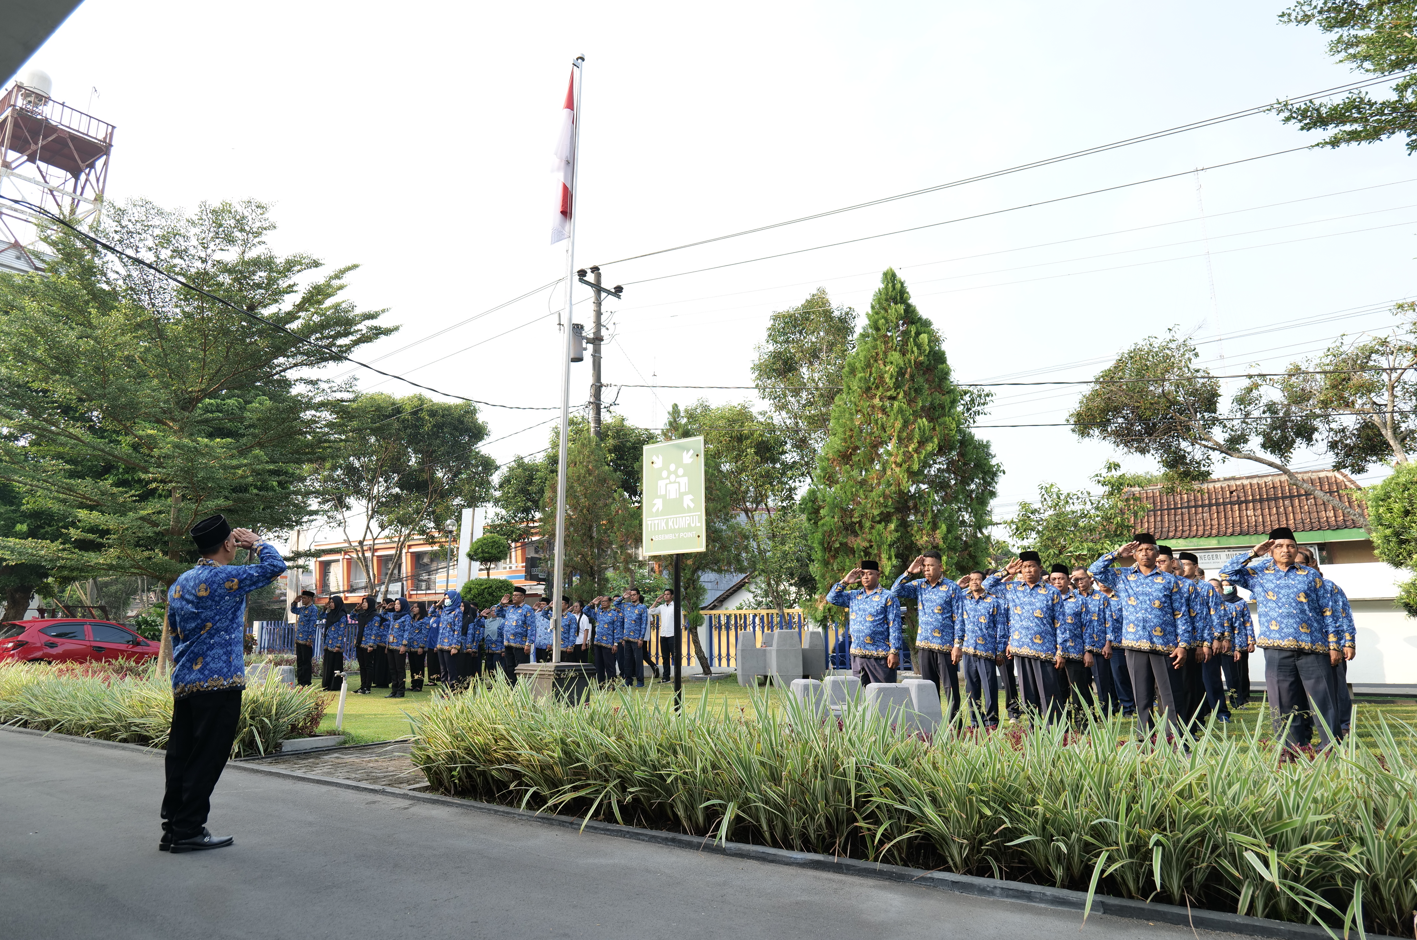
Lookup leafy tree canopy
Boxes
[468,533,511,576]
[1006,463,1155,571]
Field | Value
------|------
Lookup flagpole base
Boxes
[514,662,595,704]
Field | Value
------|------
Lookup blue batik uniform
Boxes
[618,601,649,643]
[323,610,347,653]
[958,591,1008,657]
[1057,592,1089,662]
[437,592,465,652]
[1230,600,1253,648]
[293,602,320,645]
[982,574,1062,660]
[406,614,430,651]
[387,610,410,648]
[534,609,554,649]
[1180,579,1214,648]
[1219,554,1341,653]
[1192,579,1228,645]
[590,605,623,647]
[481,612,504,653]
[499,602,538,648]
[426,609,442,652]
[825,583,903,658]
[1087,553,1193,652]
[365,611,389,648]
[463,609,484,652]
[561,611,578,649]
[1331,583,1354,652]
[167,542,287,699]
[890,574,964,651]
[1079,591,1109,653]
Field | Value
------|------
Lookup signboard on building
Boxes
[642,437,706,555]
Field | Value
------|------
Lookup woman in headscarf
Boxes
[385,597,411,698]
[459,597,484,682]
[435,588,465,690]
[321,595,348,692]
[354,595,378,695]
[406,601,430,692]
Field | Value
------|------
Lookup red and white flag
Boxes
[550,71,576,244]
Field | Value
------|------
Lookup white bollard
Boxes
[335,672,348,732]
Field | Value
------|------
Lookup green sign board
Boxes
[642,436,706,555]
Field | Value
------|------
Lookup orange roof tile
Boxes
[1131,470,1364,540]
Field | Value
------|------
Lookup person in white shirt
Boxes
[650,589,681,682]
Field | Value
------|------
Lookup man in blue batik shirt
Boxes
[892,551,964,721]
[1050,564,1095,718]
[290,589,319,687]
[163,514,286,854]
[497,587,538,684]
[1073,567,1120,716]
[983,551,1065,724]
[1222,527,1344,750]
[1088,533,1192,740]
[955,570,1008,728]
[618,589,650,688]
[1296,547,1355,737]
[825,560,903,686]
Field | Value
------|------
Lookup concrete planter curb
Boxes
[0,723,1355,938]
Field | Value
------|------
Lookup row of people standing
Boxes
[826,527,1354,750]
[288,585,684,694]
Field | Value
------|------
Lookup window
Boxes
[377,554,403,588]
[319,560,341,594]
[40,623,86,640]
[90,623,137,644]
[0,623,24,640]
[348,561,370,591]
[412,551,451,592]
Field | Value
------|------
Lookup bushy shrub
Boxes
[461,578,516,611]
[411,684,1417,934]
[0,660,326,756]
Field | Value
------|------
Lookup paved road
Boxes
[0,729,1242,940]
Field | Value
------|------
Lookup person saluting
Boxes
[161,514,286,853]
[825,560,903,686]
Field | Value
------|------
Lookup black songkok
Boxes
[1156,545,1174,557]
[1018,551,1041,564]
[1049,563,1070,575]
[1177,551,1199,565]
[191,514,231,554]
[1132,533,1157,546]
[1269,526,1296,541]
[860,560,880,571]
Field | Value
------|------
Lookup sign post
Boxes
[642,436,706,711]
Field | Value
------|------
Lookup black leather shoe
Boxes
[159,832,172,852]
[168,828,234,853]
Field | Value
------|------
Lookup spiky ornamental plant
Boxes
[808,269,999,599]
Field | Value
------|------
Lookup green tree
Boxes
[1069,328,1380,530]
[539,424,639,601]
[809,269,1000,600]
[0,478,74,621]
[461,577,516,612]
[468,533,510,578]
[1275,1,1417,152]
[751,288,857,484]
[0,198,392,585]
[488,454,551,543]
[1365,461,1417,614]
[313,392,494,598]
[1006,463,1155,569]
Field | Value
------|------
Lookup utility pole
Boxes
[576,266,623,439]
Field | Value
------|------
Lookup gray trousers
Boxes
[1125,649,1184,739]
[851,655,897,686]
[1016,655,1064,724]
[1265,648,1340,749]
[917,647,961,721]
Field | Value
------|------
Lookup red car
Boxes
[0,618,158,665]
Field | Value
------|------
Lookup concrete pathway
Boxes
[0,728,1245,940]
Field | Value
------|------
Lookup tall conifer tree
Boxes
[809,269,999,593]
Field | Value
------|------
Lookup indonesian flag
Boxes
[550,71,576,244]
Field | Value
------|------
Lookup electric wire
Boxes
[597,71,1415,269]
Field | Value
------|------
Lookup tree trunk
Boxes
[687,618,712,675]
[1,584,33,622]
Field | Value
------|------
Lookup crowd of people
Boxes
[828,527,1355,751]
[288,585,685,695]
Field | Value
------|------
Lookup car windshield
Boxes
[0,623,23,640]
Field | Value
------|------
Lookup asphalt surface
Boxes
[0,729,1247,940]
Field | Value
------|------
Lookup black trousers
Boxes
[851,654,897,686]
[961,653,999,727]
[356,645,374,692]
[407,650,426,690]
[437,649,461,688]
[503,646,528,684]
[1125,649,1184,739]
[1264,648,1341,749]
[998,656,1021,719]
[386,647,406,694]
[482,651,502,677]
[1064,659,1094,717]
[917,647,961,722]
[371,645,391,687]
[593,644,617,684]
[1109,647,1135,714]
[1091,652,1120,715]
[1222,651,1251,706]
[659,635,680,680]
[162,688,242,841]
[1203,653,1231,719]
[620,641,644,684]
[455,650,477,686]
[1015,656,1064,724]
[1335,657,1351,732]
[1180,654,1210,731]
[321,649,343,691]
[295,643,313,687]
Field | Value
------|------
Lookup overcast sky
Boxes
[12,0,1416,535]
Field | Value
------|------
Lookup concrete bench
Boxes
[736,632,768,686]
[739,629,829,686]
[789,678,825,717]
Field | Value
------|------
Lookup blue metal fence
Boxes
[253,620,360,660]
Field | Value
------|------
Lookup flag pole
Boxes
[550,55,584,667]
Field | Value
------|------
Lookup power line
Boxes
[1,195,562,413]
[597,71,1414,269]
[619,147,1312,286]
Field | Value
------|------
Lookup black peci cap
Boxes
[191,514,232,554]
[1269,526,1296,541]
[1177,551,1198,564]
[1156,545,1173,557]
[1132,533,1157,546]
[1050,563,1070,575]
[1019,551,1041,564]
[860,560,880,571]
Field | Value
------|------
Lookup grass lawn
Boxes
[320,668,1417,750]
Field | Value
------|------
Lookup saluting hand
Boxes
[907,555,926,575]
[1251,539,1275,558]
[841,568,862,585]
[1004,558,1023,578]
[1116,541,1139,558]
[232,527,259,549]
